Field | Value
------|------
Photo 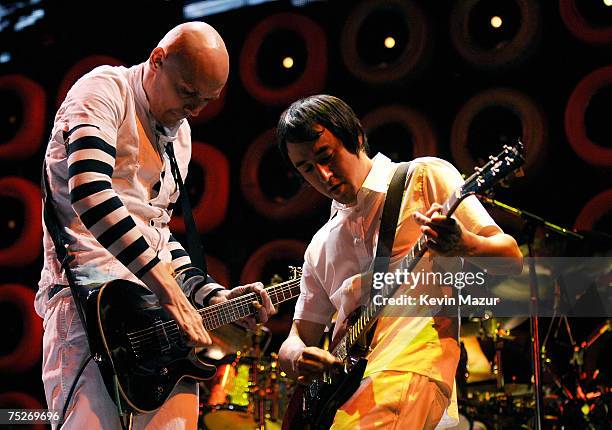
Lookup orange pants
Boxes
[331,371,448,430]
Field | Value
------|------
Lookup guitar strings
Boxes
[127,279,300,341]
[128,281,301,355]
[126,280,301,352]
[126,278,300,339]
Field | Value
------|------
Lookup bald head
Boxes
[157,22,229,85]
[154,22,229,93]
[143,21,229,126]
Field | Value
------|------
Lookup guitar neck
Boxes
[331,191,465,360]
[198,278,301,331]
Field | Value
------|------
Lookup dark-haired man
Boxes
[277,95,522,429]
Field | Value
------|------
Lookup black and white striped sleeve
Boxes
[168,234,224,306]
[68,132,161,278]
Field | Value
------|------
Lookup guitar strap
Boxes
[165,141,207,275]
[363,162,410,344]
[372,162,411,297]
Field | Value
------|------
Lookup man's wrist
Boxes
[200,285,226,306]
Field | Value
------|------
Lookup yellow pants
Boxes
[331,371,448,430]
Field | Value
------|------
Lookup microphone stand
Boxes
[478,196,583,430]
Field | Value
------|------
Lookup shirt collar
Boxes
[331,152,393,212]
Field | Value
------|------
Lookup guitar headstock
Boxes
[461,139,525,198]
[289,266,303,280]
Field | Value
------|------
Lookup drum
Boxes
[204,358,252,430]
[203,354,294,430]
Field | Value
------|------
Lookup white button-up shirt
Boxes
[36,63,194,316]
[294,153,500,427]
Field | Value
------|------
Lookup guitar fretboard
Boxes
[330,145,524,361]
[199,278,301,331]
[331,192,463,360]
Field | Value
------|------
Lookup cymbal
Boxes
[461,317,526,338]
[198,324,251,361]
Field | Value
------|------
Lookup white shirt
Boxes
[294,153,500,427]
[37,63,194,316]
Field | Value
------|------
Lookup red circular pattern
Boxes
[239,13,327,106]
[0,74,46,160]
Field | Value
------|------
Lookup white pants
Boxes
[42,294,199,430]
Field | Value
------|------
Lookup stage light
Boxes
[450,0,540,68]
[240,13,326,105]
[562,0,612,42]
[341,0,430,84]
[282,56,294,69]
[384,36,396,48]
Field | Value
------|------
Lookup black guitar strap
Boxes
[362,162,410,345]
[372,162,411,298]
[165,142,207,275]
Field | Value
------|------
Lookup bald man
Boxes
[37,22,274,429]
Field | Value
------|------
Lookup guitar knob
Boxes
[155,386,164,397]
[160,367,168,376]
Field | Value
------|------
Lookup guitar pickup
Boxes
[154,319,172,353]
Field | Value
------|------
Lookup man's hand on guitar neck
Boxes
[142,264,212,347]
[209,282,277,330]
[414,202,470,257]
[414,202,523,274]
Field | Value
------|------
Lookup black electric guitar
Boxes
[282,143,525,430]
[80,267,301,413]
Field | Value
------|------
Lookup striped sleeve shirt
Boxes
[36,63,223,315]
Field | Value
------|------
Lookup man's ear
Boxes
[149,47,166,69]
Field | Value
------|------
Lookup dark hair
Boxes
[276,94,368,170]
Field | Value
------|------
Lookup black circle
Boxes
[585,85,612,149]
[259,144,302,201]
[0,90,23,143]
[575,0,612,29]
[467,106,522,165]
[468,0,522,51]
[367,123,414,162]
[0,301,23,355]
[0,196,24,248]
[355,5,409,67]
[256,30,307,88]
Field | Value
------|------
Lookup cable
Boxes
[60,354,93,427]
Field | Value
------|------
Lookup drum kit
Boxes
[450,315,611,430]
[198,323,295,430]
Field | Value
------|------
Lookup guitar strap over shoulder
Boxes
[371,162,411,299]
[361,162,410,346]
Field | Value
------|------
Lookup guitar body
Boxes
[82,280,216,413]
[282,308,370,430]
[282,359,368,430]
